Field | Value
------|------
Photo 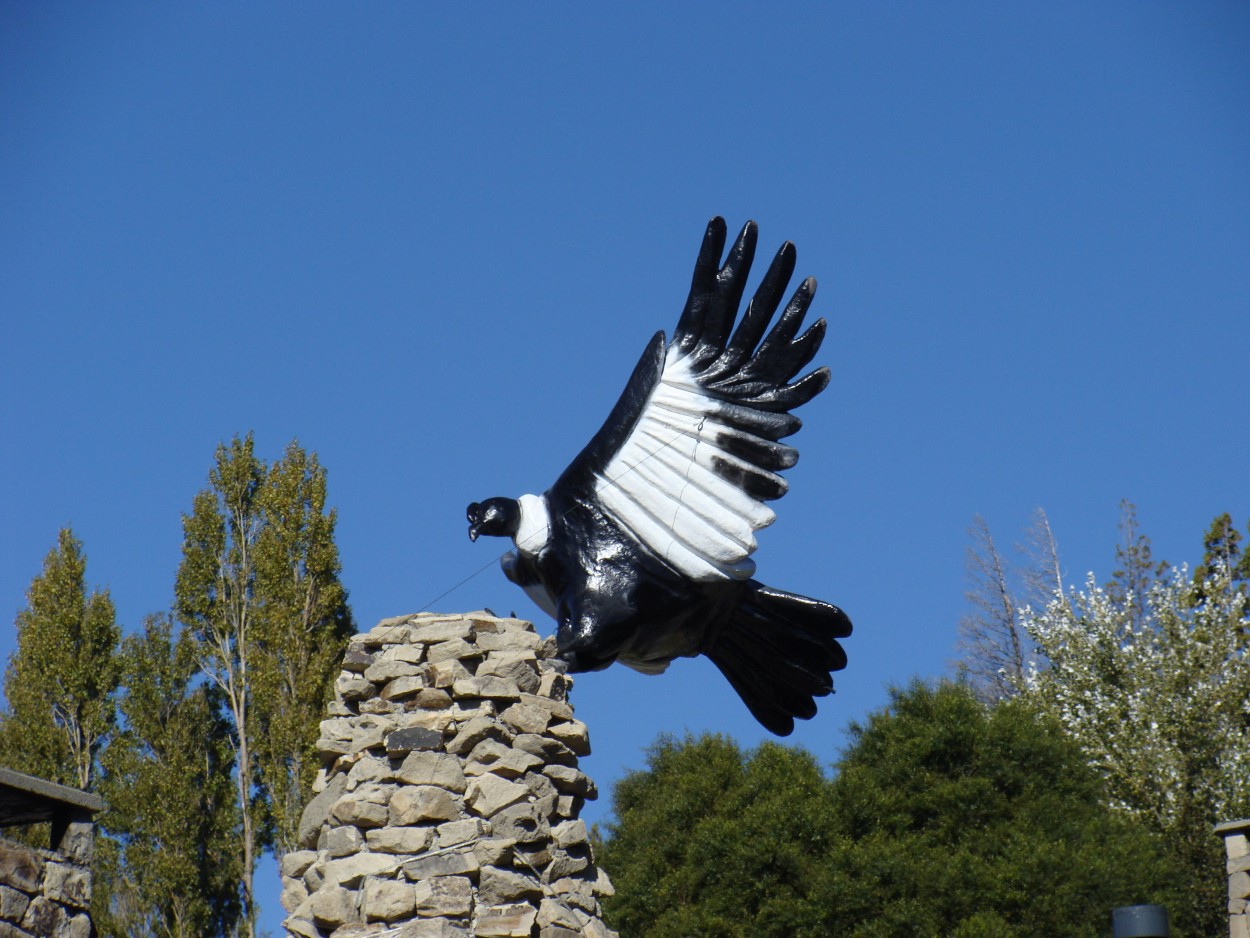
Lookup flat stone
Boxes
[332,795,390,829]
[387,726,444,757]
[22,897,66,936]
[366,826,436,855]
[466,774,529,817]
[475,902,537,937]
[546,720,590,756]
[337,677,377,702]
[412,875,473,917]
[427,638,480,664]
[554,794,582,819]
[452,676,523,701]
[399,709,457,734]
[286,914,322,938]
[409,618,476,644]
[447,717,512,756]
[392,920,471,938]
[381,643,428,664]
[348,754,391,786]
[402,845,480,880]
[42,860,90,908]
[474,837,515,867]
[281,877,310,913]
[362,876,416,922]
[543,765,597,799]
[518,693,573,722]
[0,884,29,922]
[365,659,424,684]
[309,884,359,927]
[437,817,488,848]
[513,733,575,766]
[476,628,541,653]
[324,852,403,887]
[499,702,550,735]
[389,785,460,825]
[1233,870,1250,901]
[466,745,542,781]
[538,670,571,702]
[282,850,320,879]
[343,647,376,672]
[300,771,349,847]
[381,676,426,701]
[359,697,399,714]
[489,802,550,845]
[414,688,453,710]
[395,751,467,792]
[544,847,590,881]
[322,825,365,858]
[537,897,583,931]
[479,866,543,906]
[552,819,588,850]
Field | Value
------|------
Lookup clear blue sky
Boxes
[3,3,1248,932]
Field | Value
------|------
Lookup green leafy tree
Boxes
[0,528,120,790]
[1022,539,1248,935]
[597,683,1176,938]
[97,614,241,938]
[175,434,352,934]
[826,681,1179,937]
[252,441,353,856]
[175,435,265,935]
[597,735,835,936]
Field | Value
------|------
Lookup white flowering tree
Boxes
[1022,561,1250,935]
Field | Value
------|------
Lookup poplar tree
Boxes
[174,434,352,935]
[98,615,240,938]
[0,528,120,790]
[252,442,353,856]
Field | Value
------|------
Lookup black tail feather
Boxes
[705,582,851,736]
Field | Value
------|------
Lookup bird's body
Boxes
[468,217,852,735]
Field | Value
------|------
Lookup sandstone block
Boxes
[285,915,322,938]
[42,860,92,909]
[475,902,537,937]
[310,884,359,927]
[393,917,472,937]
[337,677,377,702]
[413,688,453,710]
[490,802,550,845]
[478,866,543,906]
[366,659,425,683]
[546,719,590,756]
[396,751,467,792]
[300,771,349,847]
[537,897,583,931]
[452,676,523,701]
[428,638,480,664]
[448,717,512,756]
[412,875,473,917]
[499,702,550,735]
[466,774,529,817]
[403,846,480,880]
[0,843,43,894]
[390,785,460,824]
[0,884,30,922]
[281,876,310,913]
[1234,870,1250,901]
[342,647,376,672]
[437,818,488,848]
[543,764,597,798]
[322,825,365,858]
[332,794,390,829]
[324,853,402,887]
[409,618,476,644]
[552,819,588,850]
[518,693,573,722]
[21,897,66,937]
[512,734,575,766]
[282,849,319,879]
[381,676,427,701]
[366,826,436,855]
[362,876,416,922]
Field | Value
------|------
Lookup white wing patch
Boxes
[595,345,784,582]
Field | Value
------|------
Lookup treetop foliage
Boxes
[597,681,1180,938]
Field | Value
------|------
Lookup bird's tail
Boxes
[705,581,852,736]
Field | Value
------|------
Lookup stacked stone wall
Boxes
[283,612,617,938]
[0,827,93,938]
[1221,819,1250,938]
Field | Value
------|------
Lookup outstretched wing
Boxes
[556,217,830,582]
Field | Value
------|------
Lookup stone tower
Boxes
[281,612,617,938]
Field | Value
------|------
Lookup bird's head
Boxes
[466,497,521,542]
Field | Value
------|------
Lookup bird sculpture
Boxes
[467,217,851,735]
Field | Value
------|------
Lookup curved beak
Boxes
[468,524,480,542]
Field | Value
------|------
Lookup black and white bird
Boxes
[467,217,851,736]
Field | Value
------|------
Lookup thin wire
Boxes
[415,408,712,614]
